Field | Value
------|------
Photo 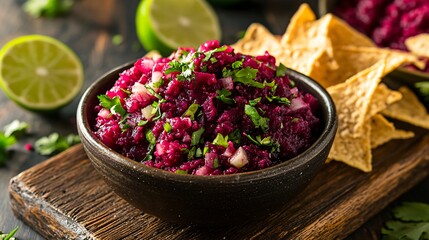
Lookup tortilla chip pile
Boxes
[233,4,429,172]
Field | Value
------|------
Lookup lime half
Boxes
[0,35,83,112]
[136,0,221,56]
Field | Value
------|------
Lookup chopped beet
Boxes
[93,41,321,175]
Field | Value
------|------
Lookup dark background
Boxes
[0,0,427,239]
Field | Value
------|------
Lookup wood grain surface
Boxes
[9,126,429,239]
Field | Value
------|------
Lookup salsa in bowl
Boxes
[77,41,337,225]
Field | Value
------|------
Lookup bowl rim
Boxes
[77,61,337,184]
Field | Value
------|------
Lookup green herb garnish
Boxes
[195,148,203,158]
[232,60,243,69]
[415,81,429,104]
[203,46,228,62]
[3,120,29,138]
[216,89,235,104]
[0,132,16,166]
[265,95,291,105]
[212,133,228,148]
[183,103,200,120]
[138,120,149,126]
[233,67,264,88]
[228,129,241,145]
[0,226,19,240]
[24,0,74,18]
[382,202,429,240]
[249,97,261,106]
[175,169,188,174]
[98,95,127,117]
[164,122,172,133]
[276,63,288,77]
[244,104,269,132]
[213,158,219,168]
[145,130,156,145]
[191,127,205,146]
[35,133,80,156]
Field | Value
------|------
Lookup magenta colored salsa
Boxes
[93,40,320,175]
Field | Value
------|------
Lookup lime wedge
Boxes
[0,35,83,112]
[136,0,221,56]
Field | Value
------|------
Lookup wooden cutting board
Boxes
[9,126,429,240]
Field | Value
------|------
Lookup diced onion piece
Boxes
[149,71,163,91]
[229,147,248,169]
[98,109,110,118]
[195,166,210,175]
[220,76,233,90]
[141,105,155,120]
[290,87,298,95]
[291,98,306,111]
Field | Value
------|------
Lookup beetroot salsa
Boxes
[93,40,320,175]
[335,0,429,51]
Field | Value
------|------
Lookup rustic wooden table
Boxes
[0,0,428,239]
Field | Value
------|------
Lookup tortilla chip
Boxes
[328,122,372,172]
[310,46,420,88]
[370,114,414,148]
[405,33,429,58]
[382,86,429,129]
[328,60,385,137]
[232,23,280,56]
[324,14,375,48]
[281,3,316,45]
[368,83,402,118]
[272,46,325,75]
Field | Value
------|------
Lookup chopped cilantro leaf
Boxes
[175,169,188,174]
[222,67,234,78]
[188,146,196,159]
[164,122,172,133]
[249,97,261,106]
[244,105,269,132]
[203,146,209,155]
[183,103,200,120]
[232,60,243,69]
[210,57,218,63]
[98,95,127,117]
[265,95,291,105]
[292,118,299,123]
[228,129,241,145]
[144,85,163,100]
[415,82,429,104]
[233,67,264,88]
[257,135,272,145]
[24,0,74,18]
[289,80,296,88]
[145,130,156,145]
[3,120,29,138]
[216,89,235,104]
[195,148,203,158]
[138,120,149,126]
[0,132,16,166]
[153,78,164,88]
[213,158,219,168]
[276,63,288,77]
[382,202,429,240]
[212,133,228,148]
[0,226,19,240]
[34,133,80,156]
[203,45,228,62]
[120,88,131,95]
[191,127,205,146]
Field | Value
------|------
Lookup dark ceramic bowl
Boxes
[319,0,429,83]
[77,62,337,226]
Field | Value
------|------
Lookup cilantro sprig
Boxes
[24,0,74,18]
[34,133,80,156]
[216,89,235,104]
[0,226,19,240]
[0,120,30,166]
[244,104,269,132]
[212,133,228,148]
[382,202,429,240]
